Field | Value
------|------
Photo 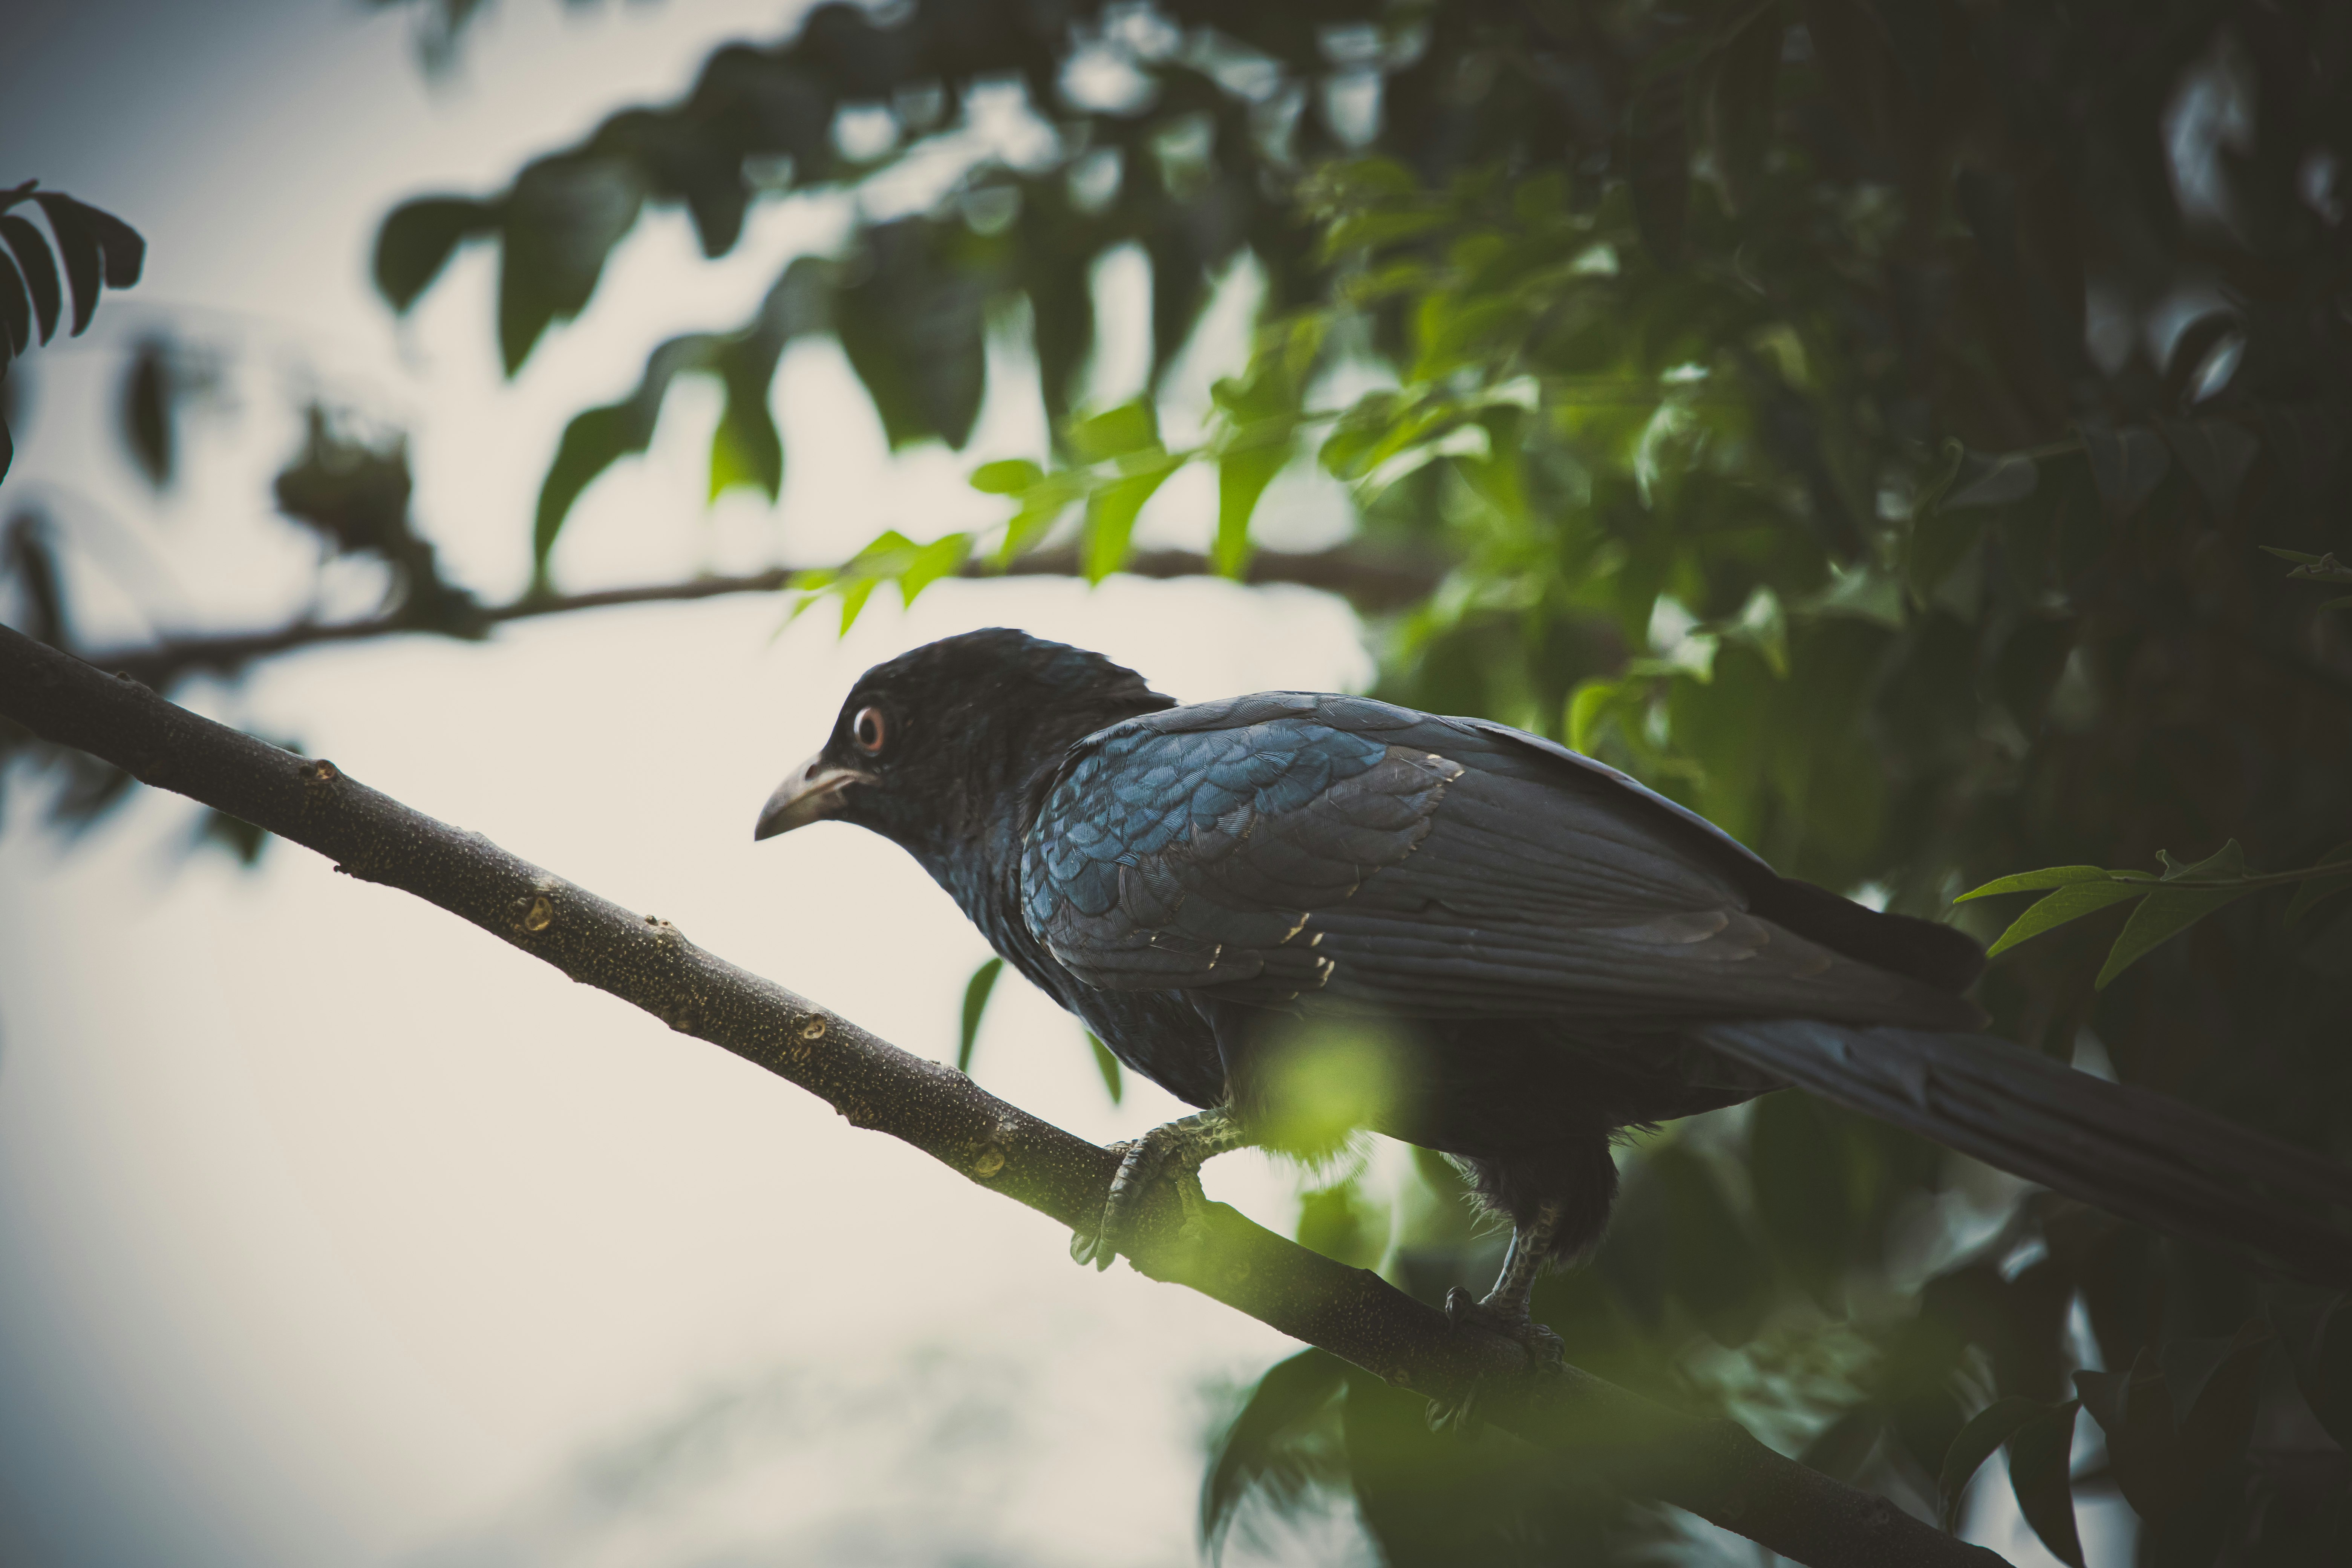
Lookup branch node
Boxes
[302,758,340,786]
[516,893,555,933]
[797,1015,828,1042]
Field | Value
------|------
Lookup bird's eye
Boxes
[852,706,887,753]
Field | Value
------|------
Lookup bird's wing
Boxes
[1019,695,1977,1028]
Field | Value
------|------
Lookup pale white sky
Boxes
[0,3,1377,1565]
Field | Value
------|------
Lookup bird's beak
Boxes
[754,751,873,841]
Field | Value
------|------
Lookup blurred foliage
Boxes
[0,179,144,484]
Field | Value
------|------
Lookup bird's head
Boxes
[753,628,1173,861]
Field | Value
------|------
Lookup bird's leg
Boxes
[1429,1201,1569,1432]
[1071,1107,1251,1270]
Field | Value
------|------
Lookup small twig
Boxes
[0,622,2007,1568]
[84,541,1449,689]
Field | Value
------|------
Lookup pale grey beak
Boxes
[754,751,873,841]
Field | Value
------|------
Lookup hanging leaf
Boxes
[2075,1350,2184,1524]
[1980,880,2149,959]
[0,216,62,345]
[0,252,28,365]
[1213,435,1290,579]
[2004,1400,2085,1568]
[956,956,1003,1075]
[1199,1349,1350,1551]
[1086,1031,1124,1104]
[374,195,497,312]
[119,337,174,488]
[2266,1291,2352,1450]
[1083,455,1179,583]
[1937,1395,2046,1532]
[2176,1317,2272,1478]
[2095,884,2257,987]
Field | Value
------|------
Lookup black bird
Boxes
[756,629,2352,1358]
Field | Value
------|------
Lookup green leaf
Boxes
[1082,457,1176,583]
[956,957,1002,1075]
[969,458,1043,495]
[2285,842,2352,925]
[1086,1032,1123,1104]
[2075,1354,2183,1524]
[1199,1349,1350,1550]
[2005,1400,2084,1568]
[2260,545,2329,567]
[1938,1396,2045,1533]
[2096,885,2259,988]
[534,334,721,574]
[2158,838,2247,880]
[1565,679,1621,755]
[373,195,494,312]
[0,215,62,344]
[897,532,970,606]
[1955,865,2130,900]
[1983,882,2149,957]
[708,389,782,503]
[1069,397,1161,462]
[1213,437,1289,579]
[2267,1291,2352,1450]
[2177,1317,2271,1478]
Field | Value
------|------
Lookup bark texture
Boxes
[0,622,2007,1568]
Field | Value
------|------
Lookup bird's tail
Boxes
[1696,1019,2352,1288]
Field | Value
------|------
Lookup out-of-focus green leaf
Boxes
[1937,1395,2045,1532]
[1200,1348,1350,1552]
[119,336,172,488]
[2266,1291,2352,1450]
[956,956,1002,1075]
[1086,1031,1123,1105]
[1982,881,2148,958]
[1070,397,1161,462]
[2075,1351,2182,1524]
[374,195,495,312]
[1083,456,1177,583]
[0,216,61,345]
[1626,64,1691,270]
[1750,1092,1851,1307]
[969,458,1043,495]
[1213,436,1289,579]
[2176,1317,2270,1478]
[2004,1400,2084,1568]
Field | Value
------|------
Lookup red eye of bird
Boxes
[852,706,887,753]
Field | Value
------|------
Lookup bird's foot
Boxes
[1070,1108,1244,1270]
[1426,1287,1566,1433]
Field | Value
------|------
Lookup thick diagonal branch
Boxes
[0,623,2005,1568]
[86,542,1448,689]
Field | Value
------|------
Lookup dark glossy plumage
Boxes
[759,629,2352,1284]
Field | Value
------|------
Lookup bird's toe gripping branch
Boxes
[1071,1106,1252,1270]
[1429,1200,1570,1432]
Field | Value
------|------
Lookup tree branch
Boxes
[0,622,2006,1568]
[86,542,1449,690]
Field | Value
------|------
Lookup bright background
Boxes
[0,3,1380,1564]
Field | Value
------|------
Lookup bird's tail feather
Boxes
[1697,1019,2352,1288]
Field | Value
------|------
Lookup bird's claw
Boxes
[1426,1286,1566,1434]
[1069,1112,1236,1270]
